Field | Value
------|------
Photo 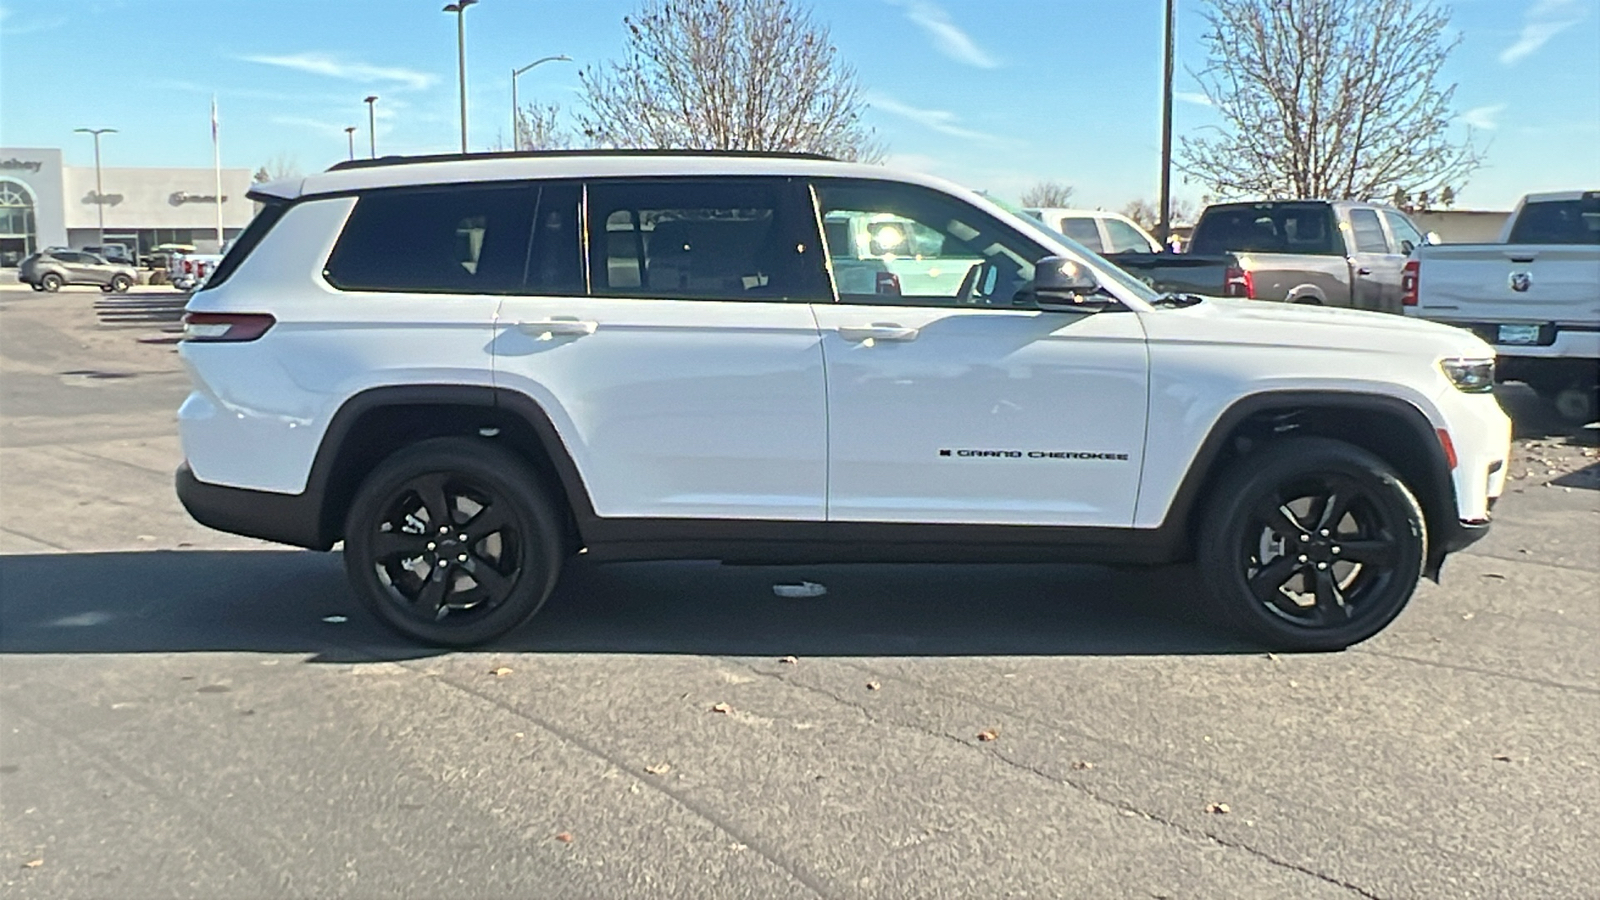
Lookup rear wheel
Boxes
[1197,437,1426,651]
[110,274,132,293]
[39,273,61,292]
[100,283,114,293]
[343,437,565,646]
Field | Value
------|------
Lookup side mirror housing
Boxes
[1033,256,1119,312]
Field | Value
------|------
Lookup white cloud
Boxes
[1459,103,1507,130]
[887,0,999,69]
[866,93,999,143]
[1500,0,1587,65]
[0,5,68,35]
[242,52,437,90]
[1176,91,1213,107]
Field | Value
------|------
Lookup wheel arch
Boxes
[1159,391,1457,577]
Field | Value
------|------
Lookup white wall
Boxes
[60,166,254,230]
[0,148,67,248]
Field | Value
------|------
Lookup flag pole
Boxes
[211,95,224,246]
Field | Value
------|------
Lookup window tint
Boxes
[814,179,1048,308]
[1348,208,1390,254]
[525,182,584,294]
[1508,198,1600,245]
[586,178,828,302]
[1057,217,1103,251]
[1104,218,1155,253]
[325,183,536,293]
[1191,204,1341,256]
[1382,210,1425,253]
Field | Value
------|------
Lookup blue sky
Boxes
[2,0,1596,211]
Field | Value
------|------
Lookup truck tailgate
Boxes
[1415,244,1600,323]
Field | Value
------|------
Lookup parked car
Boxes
[168,250,224,291]
[16,248,137,292]
[1405,190,1600,422]
[1187,200,1432,312]
[1026,207,1243,298]
[143,243,196,271]
[176,150,1509,652]
[82,243,136,266]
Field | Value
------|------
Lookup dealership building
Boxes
[0,147,254,266]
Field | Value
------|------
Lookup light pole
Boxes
[344,126,357,160]
[363,95,379,158]
[511,55,570,150]
[1157,0,1175,248]
[73,127,116,246]
[443,0,478,154]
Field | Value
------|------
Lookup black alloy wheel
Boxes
[40,273,61,292]
[1198,437,1426,651]
[343,438,564,646]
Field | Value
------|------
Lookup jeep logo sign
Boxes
[169,191,228,205]
[1509,271,1532,293]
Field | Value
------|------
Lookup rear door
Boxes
[493,177,833,521]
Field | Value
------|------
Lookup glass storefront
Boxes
[0,179,37,266]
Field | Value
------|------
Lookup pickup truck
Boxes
[1404,190,1600,423]
[1025,206,1244,298]
[1187,200,1432,313]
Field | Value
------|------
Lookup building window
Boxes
[0,179,37,266]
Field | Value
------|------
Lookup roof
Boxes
[249,150,923,202]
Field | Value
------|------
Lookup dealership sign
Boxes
[0,158,44,172]
[170,191,228,205]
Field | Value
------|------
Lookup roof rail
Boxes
[327,147,837,172]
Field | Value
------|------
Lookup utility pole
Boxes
[345,126,357,160]
[511,55,571,150]
[364,95,379,158]
[73,127,117,246]
[444,0,478,154]
[1157,0,1176,248]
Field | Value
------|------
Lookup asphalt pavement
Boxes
[2,283,1597,899]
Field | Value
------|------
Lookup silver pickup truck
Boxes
[1405,191,1600,423]
[1188,200,1431,313]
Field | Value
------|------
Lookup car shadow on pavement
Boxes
[1497,382,1599,444]
[0,550,1254,660]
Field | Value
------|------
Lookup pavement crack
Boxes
[1352,648,1600,696]
[0,525,71,551]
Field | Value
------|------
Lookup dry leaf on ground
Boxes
[22,859,42,869]
[710,702,732,714]
[779,655,798,665]
[865,681,881,691]
[1071,760,1095,770]
[489,666,513,677]
[1206,802,1231,814]
[555,832,573,843]
[1492,754,1513,762]
[976,729,1000,742]
[645,762,671,775]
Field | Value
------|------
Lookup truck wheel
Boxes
[111,275,132,293]
[343,437,565,647]
[1196,437,1426,651]
[1551,385,1598,425]
[40,274,61,292]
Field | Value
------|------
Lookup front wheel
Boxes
[39,274,61,292]
[343,437,565,646]
[110,274,132,293]
[1196,437,1427,651]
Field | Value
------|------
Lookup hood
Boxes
[1141,297,1494,360]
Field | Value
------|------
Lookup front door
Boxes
[1347,207,1405,313]
[809,179,1150,528]
[494,177,834,521]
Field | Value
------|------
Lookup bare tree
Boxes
[1019,180,1076,208]
[516,102,572,151]
[1121,197,1196,230]
[253,152,301,183]
[1179,0,1481,201]
[578,0,882,161]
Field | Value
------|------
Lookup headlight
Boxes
[1440,357,1495,393]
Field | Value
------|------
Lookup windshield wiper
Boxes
[1152,292,1206,308]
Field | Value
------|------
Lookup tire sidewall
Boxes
[112,275,132,293]
[1198,438,1427,651]
[343,438,565,647]
[40,274,61,292]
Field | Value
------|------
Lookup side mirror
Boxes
[1424,231,1442,245]
[1033,256,1117,312]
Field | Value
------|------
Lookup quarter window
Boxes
[1349,208,1391,254]
[585,179,828,302]
[324,183,536,294]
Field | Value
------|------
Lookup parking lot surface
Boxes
[2,283,1597,899]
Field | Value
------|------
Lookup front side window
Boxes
[1104,218,1155,253]
[1348,208,1391,254]
[325,183,536,294]
[585,178,829,302]
[1057,217,1104,251]
[814,179,1048,308]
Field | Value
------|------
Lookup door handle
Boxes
[837,323,920,343]
[1355,267,1373,276]
[516,317,597,337]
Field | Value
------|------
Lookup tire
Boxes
[111,275,132,293]
[30,282,44,292]
[1551,385,1598,425]
[39,273,62,292]
[342,437,565,646]
[1196,437,1427,651]
[100,283,114,293]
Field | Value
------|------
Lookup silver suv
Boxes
[18,249,138,293]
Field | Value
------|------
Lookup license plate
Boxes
[1496,324,1541,345]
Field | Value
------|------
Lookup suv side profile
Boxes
[177,151,1510,651]
[18,249,137,292]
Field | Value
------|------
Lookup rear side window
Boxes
[586,178,829,302]
[1057,217,1103,251]
[200,200,287,291]
[1382,210,1425,253]
[325,183,536,293]
[1348,208,1390,254]
[1192,204,1341,256]
[1508,198,1600,244]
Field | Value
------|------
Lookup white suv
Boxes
[176,151,1511,650]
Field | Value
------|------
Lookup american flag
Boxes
[210,95,218,142]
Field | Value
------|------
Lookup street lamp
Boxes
[443,0,478,154]
[511,55,570,150]
[73,127,117,246]
[363,95,379,158]
[344,126,357,160]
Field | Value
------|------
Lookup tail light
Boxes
[1401,260,1419,307]
[875,271,902,296]
[1224,265,1254,298]
[181,312,275,342]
